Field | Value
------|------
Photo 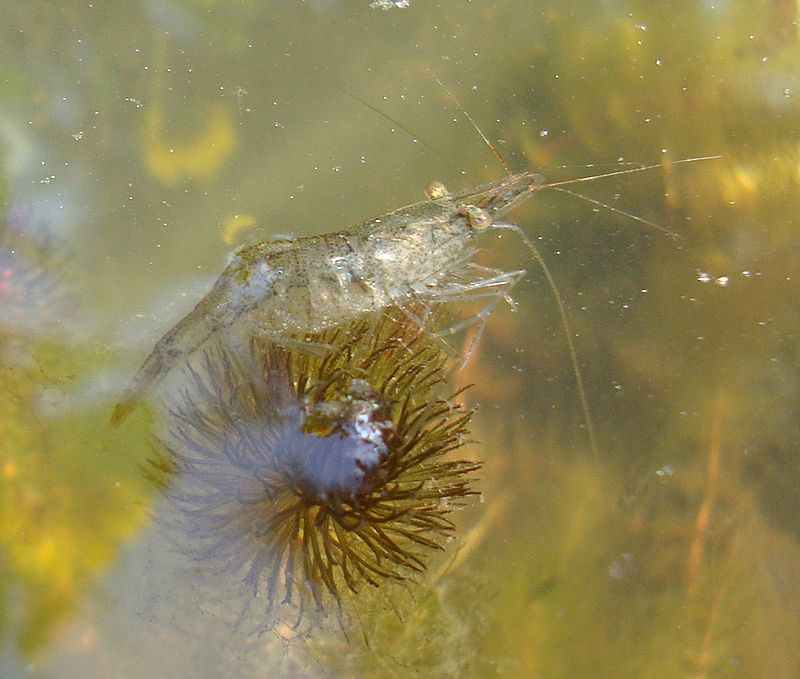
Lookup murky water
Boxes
[2,1,799,677]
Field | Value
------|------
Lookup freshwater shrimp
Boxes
[111,171,538,426]
[110,155,717,430]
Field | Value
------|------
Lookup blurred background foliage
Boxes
[0,0,799,677]
[0,198,153,658]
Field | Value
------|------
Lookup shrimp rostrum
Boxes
[110,172,544,426]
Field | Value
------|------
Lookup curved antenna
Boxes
[332,83,445,159]
[427,69,512,175]
[539,156,720,239]
[430,72,599,456]
[542,156,721,189]
[492,221,598,459]
[550,187,683,240]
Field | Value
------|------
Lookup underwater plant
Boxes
[0,207,74,338]
[153,312,481,631]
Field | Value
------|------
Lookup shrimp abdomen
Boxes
[110,266,261,426]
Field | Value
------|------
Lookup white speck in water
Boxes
[697,271,712,283]
[369,0,410,9]
[714,276,729,287]
[539,129,549,137]
[655,465,674,477]
[608,553,635,580]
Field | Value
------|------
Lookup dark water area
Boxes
[1,1,799,677]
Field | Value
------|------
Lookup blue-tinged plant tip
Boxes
[154,314,481,629]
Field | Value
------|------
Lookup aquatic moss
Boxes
[153,312,481,632]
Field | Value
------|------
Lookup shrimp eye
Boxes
[425,180,450,200]
[459,204,493,231]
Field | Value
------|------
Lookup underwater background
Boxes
[1,1,799,677]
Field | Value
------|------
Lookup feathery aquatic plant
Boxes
[154,313,480,628]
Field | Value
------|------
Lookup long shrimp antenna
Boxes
[438,85,719,454]
[428,70,512,176]
[354,75,718,457]
[432,69,719,239]
[333,84,445,159]
[431,70,600,456]
[493,221,598,458]
[538,156,721,239]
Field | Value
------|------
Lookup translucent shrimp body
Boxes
[110,171,544,425]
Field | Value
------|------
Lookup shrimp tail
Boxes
[110,396,138,427]
[109,333,177,426]
[110,289,234,427]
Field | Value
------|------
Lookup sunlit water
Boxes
[1,1,799,677]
